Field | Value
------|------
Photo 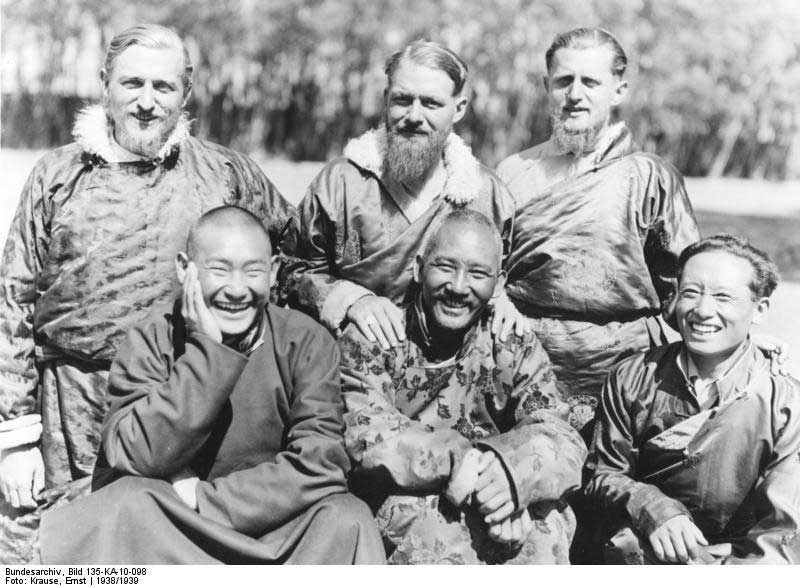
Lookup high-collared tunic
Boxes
[289,127,516,331]
[38,303,384,564]
[497,124,700,429]
[585,341,800,564]
[339,305,587,564]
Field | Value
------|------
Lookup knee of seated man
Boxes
[97,476,171,515]
[314,493,377,536]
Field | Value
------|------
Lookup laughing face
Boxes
[545,45,627,154]
[415,222,503,334]
[102,44,188,157]
[189,224,273,337]
[676,250,769,368]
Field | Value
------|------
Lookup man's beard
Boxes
[105,100,180,158]
[384,124,449,185]
[550,111,607,156]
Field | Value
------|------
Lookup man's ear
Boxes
[175,252,189,284]
[611,78,629,107]
[751,297,771,326]
[182,80,193,107]
[100,68,109,100]
[491,271,507,300]
[542,75,551,94]
[269,254,280,286]
[413,255,423,283]
[452,93,468,124]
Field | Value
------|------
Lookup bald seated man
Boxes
[36,206,384,564]
[339,209,587,564]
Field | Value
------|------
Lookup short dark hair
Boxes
[545,27,627,78]
[421,208,502,267]
[186,206,271,258]
[384,40,468,96]
[677,234,780,299]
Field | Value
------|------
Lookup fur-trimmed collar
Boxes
[72,104,191,163]
[343,126,482,205]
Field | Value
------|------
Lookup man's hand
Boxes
[170,468,199,511]
[753,334,791,376]
[487,508,533,546]
[346,295,405,350]
[0,445,44,509]
[181,262,222,343]
[445,448,482,507]
[473,450,514,523]
[648,514,709,564]
[490,293,531,343]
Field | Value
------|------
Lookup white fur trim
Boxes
[72,104,192,163]
[343,126,482,205]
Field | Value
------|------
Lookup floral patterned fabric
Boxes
[340,305,587,564]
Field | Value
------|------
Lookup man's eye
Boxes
[246,269,267,278]
[432,263,455,273]
[206,267,228,276]
[393,96,412,106]
[154,83,175,93]
[122,80,142,89]
[713,294,732,302]
[469,270,491,279]
[421,99,442,109]
[679,289,700,298]
[583,79,600,88]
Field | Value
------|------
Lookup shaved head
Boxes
[422,209,503,267]
[186,206,271,259]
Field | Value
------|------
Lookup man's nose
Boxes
[405,99,423,124]
[693,292,716,316]
[136,84,155,110]
[224,274,249,298]
[447,269,469,295]
[567,81,583,102]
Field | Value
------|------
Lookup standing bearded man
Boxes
[497,28,700,436]
[289,40,523,349]
[0,23,297,544]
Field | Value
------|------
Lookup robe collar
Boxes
[72,104,192,164]
[676,338,761,406]
[222,309,266,357]
[343,125,483,205]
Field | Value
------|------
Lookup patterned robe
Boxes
[585,341,800,564]
[38,302,384,564]
[497,123,699,430]
[340,304,587,564]
[0,105,298,491]
[289,126,515,331]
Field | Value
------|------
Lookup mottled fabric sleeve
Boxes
[102,319,249,478]
[195,324,350,536]
[637,156,700,311]
[477,331,587,509]
[723,379,800,564]
[339,325,472,491]
[584,365,690,537]
[0,157,51,421]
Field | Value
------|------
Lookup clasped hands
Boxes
[445,448,532,547]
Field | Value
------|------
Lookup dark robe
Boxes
[38,302,385,564]
[497,123,700,430]
[585,342,800,564]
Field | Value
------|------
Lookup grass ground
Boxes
[1,149,798,373]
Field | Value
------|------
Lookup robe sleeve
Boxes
[290,164,375,330]
[584,365,691,538]
[723,380,800,564]
[476,331,587,509]
[0,156,51,425]
[637,156,700,311]
[339,324,472,491]
[102,321,249,478]
[194,324,350,536]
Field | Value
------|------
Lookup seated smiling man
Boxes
[339,209,587,564]
[585,234,800,564]
[36,206,384,564]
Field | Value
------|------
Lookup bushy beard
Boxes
[104,98,180,158]
[384,124,449,185]
[550,113,604,156]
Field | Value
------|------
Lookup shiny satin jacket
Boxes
[0,106,298,420]
[586,342,800,563]
[498,124,699,322]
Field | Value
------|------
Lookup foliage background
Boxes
[3,0,800,178]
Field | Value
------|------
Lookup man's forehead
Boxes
[428,223,499,264]
[110,45,184,79]
[681,251,754,288]
[549,45,616,76]
[193,223,271,258]
[389,58,457,97]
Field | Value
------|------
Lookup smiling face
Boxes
[676,250,769,368]
[383,58,467,183]
[102,44,187,157]
[415,222,503,334]
[189,224,273,336]
[545,45,627,153]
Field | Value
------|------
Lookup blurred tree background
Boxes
[2,0,799,178]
